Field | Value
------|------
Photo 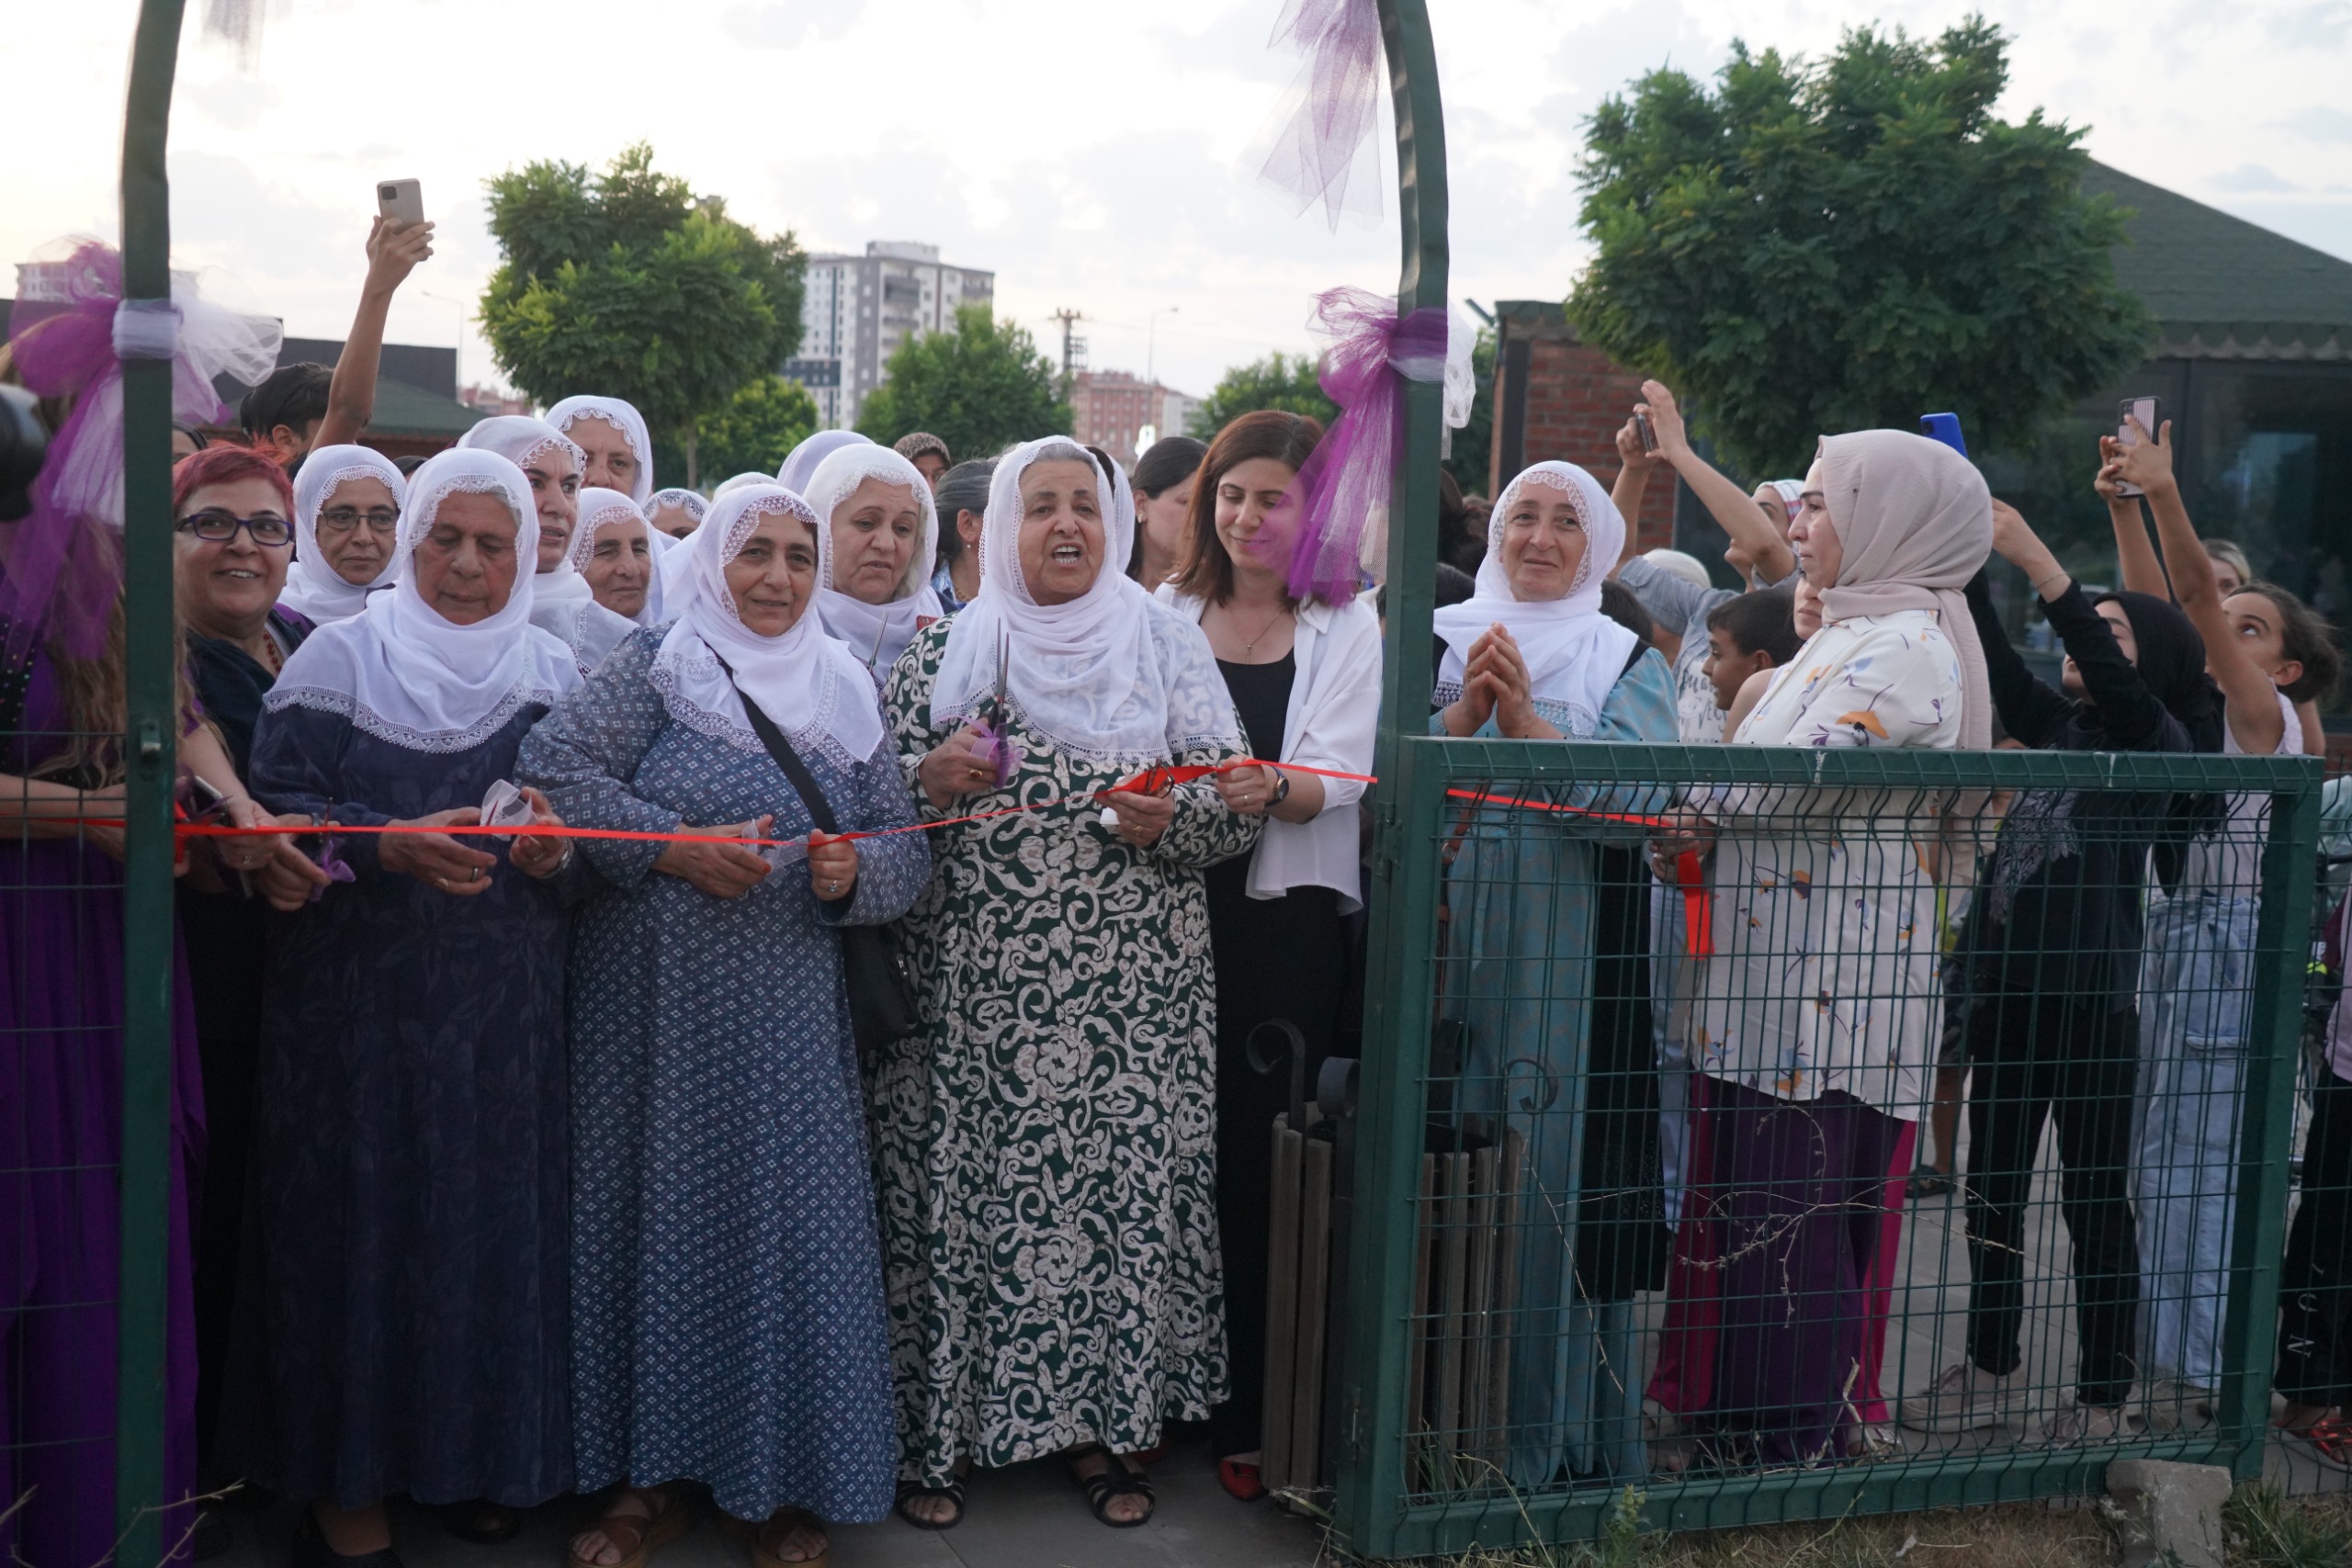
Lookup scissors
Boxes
[970,629,1021,788]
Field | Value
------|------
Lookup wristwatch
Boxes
[1271,770,1291,806]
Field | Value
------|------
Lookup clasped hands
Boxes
[1439,624,1557,739]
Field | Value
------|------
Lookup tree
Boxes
[854,306,1069,457]
[649,376,820,488]
[1566,17,2152,476]
[1189,351,1337,438]
[1443,327,1497,498]
[478,143,807,487]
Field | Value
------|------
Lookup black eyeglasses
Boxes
[176,509,294,547]
[317,505,401,536]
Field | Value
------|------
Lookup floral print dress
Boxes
[1690,608,1965,1120]
[876,616,1261,1487]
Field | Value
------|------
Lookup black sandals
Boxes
[1064,1444,1155,1529]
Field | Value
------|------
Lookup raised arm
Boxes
[312,216,435,449]
[1963,558,2070,750]
[2106,420,2286,754]
[2098,454,2168,598]
[1608,416,1660,554]
[1636,379,1796,586]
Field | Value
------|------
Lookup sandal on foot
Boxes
[750,1508,828,1568]
[892,1481,965,1532]
[438,1500,523,1545]
[568,1487,691,1568]
[1905,1163,1953,1199]
[1216,1457,1267,1502]
[1066,1444,1155,1529]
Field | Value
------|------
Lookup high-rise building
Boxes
[786,242,995,430]
[1071,370,1204,467]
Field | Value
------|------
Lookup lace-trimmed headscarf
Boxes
[279,444,406,625]
[264,449,580,752]
[648,487,707,533]
[1431,460,1636,738]
[777,428,873,494]
[573,487,667,626]
[805,443,944,680]
[931,437,1242,764]
[546,395,656,507]
[650,482,885,767]
[459,415,633,669]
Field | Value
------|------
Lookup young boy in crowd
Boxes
[1701,588,1802,723]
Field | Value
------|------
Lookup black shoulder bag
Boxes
[720,665,922,1055]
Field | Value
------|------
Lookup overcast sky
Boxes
[13,0,2352,404]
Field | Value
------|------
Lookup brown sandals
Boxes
[566,1486,692,1568]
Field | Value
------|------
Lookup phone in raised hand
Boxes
[1918,412,1969,457]
[376,179,424,229]
[2115,397,2160,497]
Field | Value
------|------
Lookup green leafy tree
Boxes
[1566,17,2152,475]
[854,306,1069,457]
[649,376,820,489]
[1443,328,1497,497]
[479,143,807,487]
[1189,351,1338,438]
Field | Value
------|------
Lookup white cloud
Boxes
[8,0,2348,401]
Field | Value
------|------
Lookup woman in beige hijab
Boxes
[1672,430,1990,1468]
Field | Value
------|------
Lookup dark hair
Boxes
[1132,436,1206,500]
[172,442,295,518]
[2233,581,2342,705]
[894,431,949,467]
[1600,579,1654,649]
[1374,560,1476,621]
[172,422,209,452]
[239,362,333,442]
[1170,410,1325,605]
[932,458,994,565]
[393,454,428,476]
[1706,586,1803,667]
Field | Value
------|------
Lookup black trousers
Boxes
[1963,991,2141,1407]
[2279,1064,2352,1409]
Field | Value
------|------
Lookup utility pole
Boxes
[1048,307,1086,394]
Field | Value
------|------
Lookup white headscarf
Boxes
[458,414,585,480]
[713,471,777,500]
[778,429,873,494]
[650,482,886,767]
[931,437,1240,764]
[806,443,944,681]
[546,395,656,507]
[280,445,406,626]
[264,449,580,752]
[458,415,633,671]
[647,487,707,535]
[574,487,667,626]
[1431,460,1637,739]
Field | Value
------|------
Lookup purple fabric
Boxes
[1283,288,1450,605]
[1,649,206,1565]
[1702,1077,1904,1466]
[1257,0,1384,231]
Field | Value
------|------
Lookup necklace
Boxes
[1236,603,1291,660]
[252,627,283,675]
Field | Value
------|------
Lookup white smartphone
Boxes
[2116,396,2160,497]
[376,178,424,228]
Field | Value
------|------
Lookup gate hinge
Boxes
[1344,1392,1367,1461]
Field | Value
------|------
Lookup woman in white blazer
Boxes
[1152,412,1380,1500]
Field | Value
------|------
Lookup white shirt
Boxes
[1156,586,1382,912]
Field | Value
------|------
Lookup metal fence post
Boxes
[1330,0,1448,1558]
[118,2,189,1560]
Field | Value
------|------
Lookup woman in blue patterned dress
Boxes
[229,448,588,1565]
[521,484,929,1568]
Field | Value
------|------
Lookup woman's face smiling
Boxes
[1497,487,1588,602]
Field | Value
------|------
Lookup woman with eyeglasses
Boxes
[277,445,407,626]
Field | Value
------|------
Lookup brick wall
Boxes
[1488,303,1677,556]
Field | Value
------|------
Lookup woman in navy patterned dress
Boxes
[521,484,928,1568]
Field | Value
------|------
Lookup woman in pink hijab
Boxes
[1669,430,1991,1468]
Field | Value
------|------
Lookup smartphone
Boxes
[376,178,424,228]
[182,773,231,823]
[1634,411,1658,456]
[1917,412,1969,457]
[2115,397,2160,496]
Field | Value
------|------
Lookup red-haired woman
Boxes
[1154,411,1380,1499]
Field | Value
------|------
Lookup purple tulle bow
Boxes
[1254,0,1385,231]
[1284,288,1452,604]
[3,245,135,658]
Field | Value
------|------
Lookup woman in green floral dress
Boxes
[877,437,1260,1531]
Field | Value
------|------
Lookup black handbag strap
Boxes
[712,656,840,836]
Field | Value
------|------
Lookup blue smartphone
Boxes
[1918,412,1968,457]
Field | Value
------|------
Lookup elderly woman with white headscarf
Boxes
[517,483,929,1568]
[572,488,665,626]
[1676,429,1990,1470]
[225,448,587,1562]
[278,444,407,625]
[1428,460,1679,1487]
[877,438,1260,1532]
[646,487,707,540]
[803,443,944,682]
[460,414,637,674]
[548,394,657,508]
